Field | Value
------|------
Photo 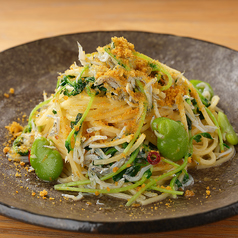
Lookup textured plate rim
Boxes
[1,30,236,54]
[0,200,238,234]
[1,30,238,234]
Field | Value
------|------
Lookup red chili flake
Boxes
[147,151,161,165]
[28,150,31,164]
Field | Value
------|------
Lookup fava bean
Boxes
[30,137,63,181]
[151,117,189,161]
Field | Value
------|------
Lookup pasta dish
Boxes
[8,37,238,206]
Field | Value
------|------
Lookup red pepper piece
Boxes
[147,151,161,165]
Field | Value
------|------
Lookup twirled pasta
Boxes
[8,37,237,206]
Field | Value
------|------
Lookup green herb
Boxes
[104,48,130,70]
[70,113,83,129]
[174,170,189,188]
[223,143,230,149]
[23,124,32,133]
[91,83,107,95]
[65,92,95,153]
[186,115,192,130]
[102,147,118,156]
[57,75,75,88]
[144,168,152,179]
[61,75,107,97]
[190,80,214,106]
[149,62,158,71]
[113,164,141,182]
[185,98,191,104]
[100,148,139,181]
[192,132,213,143]
[191,99,204,120]
[13,136,29,156]
[182,173,189,183]
[61,77,86,96]
[134,52,173,91]
[126,155,189,206]
[175,179,182,188]
[52,109,57,114]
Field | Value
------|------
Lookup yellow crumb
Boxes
[32,192,36,196]
[5,121,23,138]
[184,190,195,197]
[40,189,48,197]
[4,93,9,98]
[136,186,142,191]
[15,172,21,177]
[3,147,10,154]
[113,167,119,173]
[166,186,172,190]
[74,126,79,131]
[206,190,211,196]
[9,88,14,94]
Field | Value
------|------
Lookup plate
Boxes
[0,31,238,234]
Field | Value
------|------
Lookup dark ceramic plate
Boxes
[0,31,238,234]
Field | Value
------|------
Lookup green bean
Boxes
[126,155,189,206]
[205,107,224,152]
[55,175,147,194]
[218,111,238,145]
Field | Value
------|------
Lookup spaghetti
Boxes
[8,37,238,206]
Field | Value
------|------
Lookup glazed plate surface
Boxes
[0,31,238,234]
